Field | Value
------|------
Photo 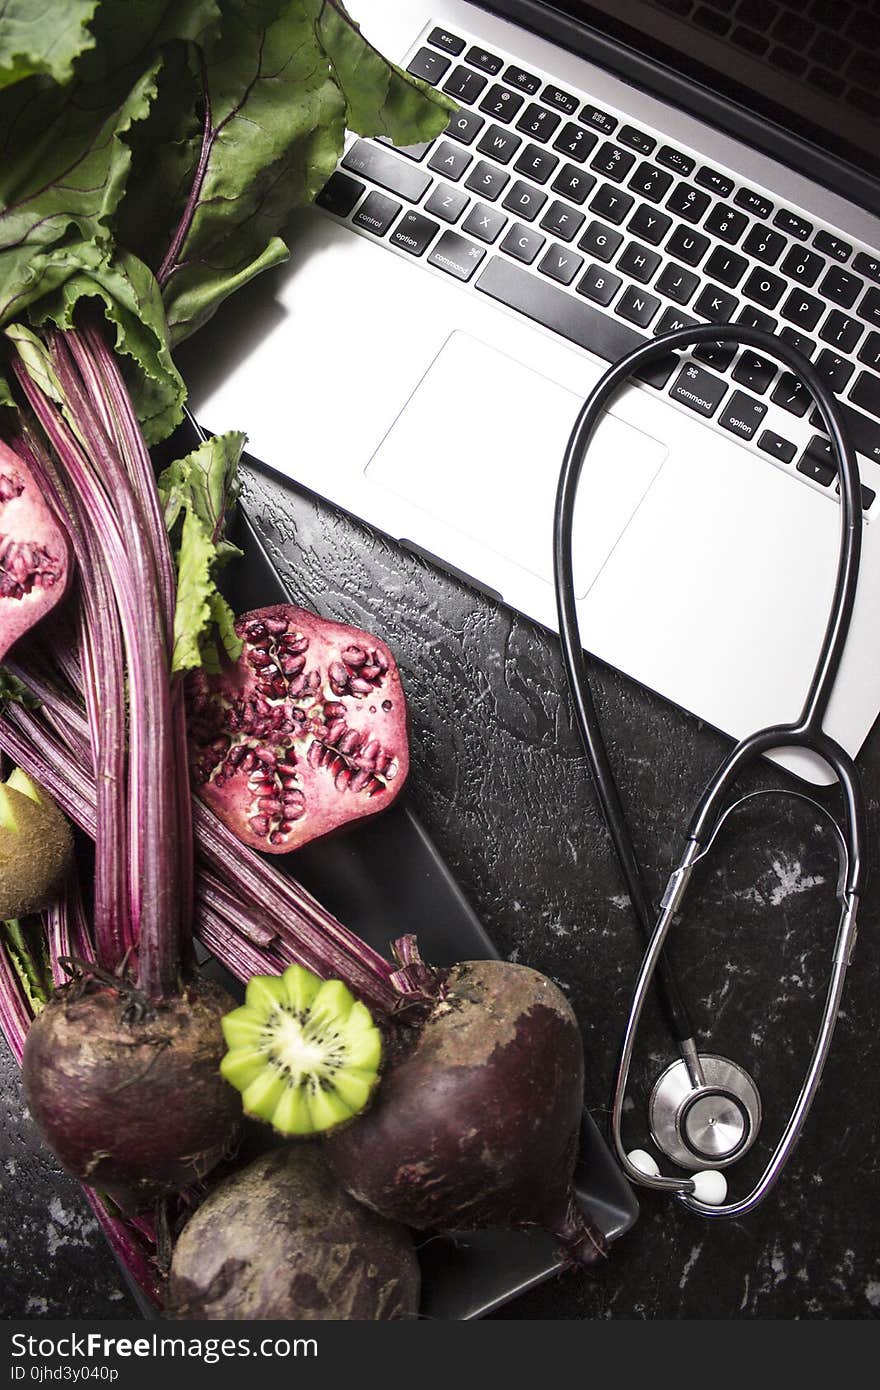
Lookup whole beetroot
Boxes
[168,1145,420,1320]
[325,959,606,1267]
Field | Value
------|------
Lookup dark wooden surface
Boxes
[2,457,879,1318]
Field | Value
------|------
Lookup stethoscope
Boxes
[554,324,866,1217]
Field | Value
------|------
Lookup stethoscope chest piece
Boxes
[649,1054,762,1171]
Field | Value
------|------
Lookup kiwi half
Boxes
[220,965,382,1136]
[0,768,74,920]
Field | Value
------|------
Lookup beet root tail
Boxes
[547,1192,608,1269]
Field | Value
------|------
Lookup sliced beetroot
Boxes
[325,959,607,1269]
[187,604,409,854]
[0,441,70,661]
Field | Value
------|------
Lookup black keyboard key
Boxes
[655,262,700,304]
[617,241,662,283]
[857,286,880,328]
[836,478,876,511]
[694,340,737,371]
[637,353,680,389]
[694,283,739,322]
[858,331,880,370]
[353,189,401,237]
[577,263,623,306]
[477,124,523,165]
[342,140,432,203]
[428,28,465,57]
[628,204,672,245]
[669,363,728,416]
[816,348,854,393]
[427,230,486,280]
[849,370,880,418]
[734,187,773,219]
[666,224,710,266]
[516,103,562,141]
[814,231,852,263]
[502,180,548,222]
[542,84,578,115]
[579,220,624,262]
[759,429,797,463]
[589,182,634,224]
[464,160,510,201]
[732,352,776,393]
[407,47,451,85]
[316,171,364,218]
[462,201,507,243]
[656,307,699,334]
[771,372,811,416]
[628,162,674,204]
[719,390,768,440]
[704,204,749,245]
[666,182,712,223]
[656,145,695,176]
[774,208,813,240]
[819,267,862,309]
[390,210,439,256]
[539,242,585,286]
[821,397,880,461]
[479,83,526,123]
[820,309,862,353]
[513,142,560,184]
[616,284,661,328]
[466,45,503,76]
[742,224,787,266]
[771,45,808,77]
[696,166,735,197]
[424,182,469,224]
[503,64,541,95]
[443,66,489,105]
[780,326,816,360]
[540,200,585,241]
[580,104,617,135]
[780,245,825,286]
[590,142,637,182]
[428,141,472,181]
[705,245,748,287]
[476,256,649,362]
[798,436,836,486]
[853,252,880,284]
[500,222,545,263]
[737,305,777,334]
[552,121,598,162]
[445,108,486,145]
[781,288,824,330]
[550,163,597,205]
[743,265,786,308]
[618,125,656,155]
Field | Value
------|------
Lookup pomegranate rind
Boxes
[0,441,70,661]
[187,603,410,854]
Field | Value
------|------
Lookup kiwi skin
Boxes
[0,771,74,920]
[167,1145,420,1320]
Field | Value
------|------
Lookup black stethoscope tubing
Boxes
[553,323,867,1050]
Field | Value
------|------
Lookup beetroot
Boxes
[22,978,240,1206]
[325,958,607,1267]
[168,1145,420,1320]
[0,440,69,661]
[187,604,409,853]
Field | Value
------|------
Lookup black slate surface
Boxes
[2,458,879,1319]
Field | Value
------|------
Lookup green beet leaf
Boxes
[0,0,98,91]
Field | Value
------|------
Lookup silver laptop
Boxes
[185,0,880,786]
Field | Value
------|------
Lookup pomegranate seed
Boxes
[342,645,366,667]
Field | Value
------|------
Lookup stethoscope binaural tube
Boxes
[554,324,867,1217]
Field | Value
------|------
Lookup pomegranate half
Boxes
[187,604,410,853]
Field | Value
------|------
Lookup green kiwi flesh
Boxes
[220,964,382,1135]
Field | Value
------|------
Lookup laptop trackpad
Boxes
[365,331,668,597]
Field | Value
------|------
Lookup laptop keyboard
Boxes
[315,20,880,514]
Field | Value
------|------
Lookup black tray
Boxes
[126,454,638,1319]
